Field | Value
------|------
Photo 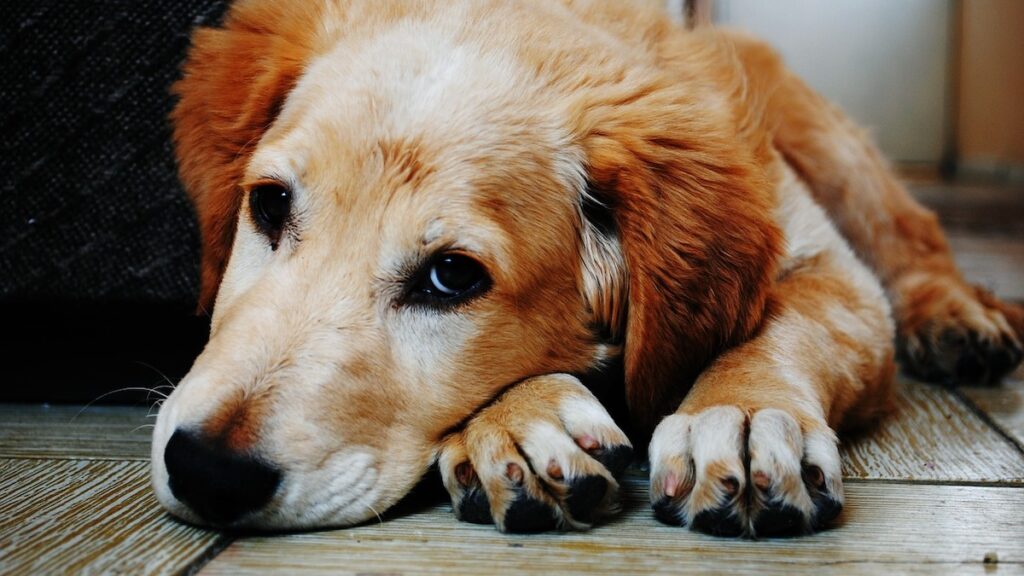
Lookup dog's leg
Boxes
[437,374,633,533]
[752,42,1024,384]
[649,178,895,537]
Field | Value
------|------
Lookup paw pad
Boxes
[587,444,633,477]
[692,506,743,537]
[458,487,493,525]
[566,475,609,523]
[753,503,805,537]
[652,496,683,525]
[504,494,558,533]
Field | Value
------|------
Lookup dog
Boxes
[152,0,1024,537]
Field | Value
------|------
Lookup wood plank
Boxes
[0,403,153,460]
[840,377,1024,483]
[200,479,1024,575]
[0,458,227,575]
[960,366,1024,449]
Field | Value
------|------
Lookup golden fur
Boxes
[152,0,1023,536]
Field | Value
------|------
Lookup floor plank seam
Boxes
[951,387,1024,455]
[176,535,235,576]
[773,559,1023,568]
[842,477,1024,488]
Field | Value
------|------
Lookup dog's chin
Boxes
[154,494,385,532]
[151,451,404,532]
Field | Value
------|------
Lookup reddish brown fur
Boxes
[576,75,783,431]
[172,3,321,311]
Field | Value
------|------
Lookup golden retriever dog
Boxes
[152,0,1024,537]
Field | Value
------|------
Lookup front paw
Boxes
[649,406,843,537]
[437,375,632,533]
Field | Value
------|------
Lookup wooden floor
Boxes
[2,182,1023,575]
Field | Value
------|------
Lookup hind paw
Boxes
[896,275,1022,385]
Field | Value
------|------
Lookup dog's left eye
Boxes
[249,182,292,247]
[410,253,490,305]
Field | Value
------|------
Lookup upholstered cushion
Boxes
[0,0,229,304]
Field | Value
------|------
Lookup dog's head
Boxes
[153,1,779,530]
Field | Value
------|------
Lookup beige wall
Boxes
[713,0,952,164]
[959,0,1024,167]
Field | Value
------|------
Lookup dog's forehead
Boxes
[251,20,584,190]
[256,25,527,166]
[244,25,586,258]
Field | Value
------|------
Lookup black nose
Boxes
[164,429,281,525]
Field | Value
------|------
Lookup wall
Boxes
[959,0,1024,170]
[713,0,953,164]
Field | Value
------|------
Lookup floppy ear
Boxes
[171,3,314,313]
[575,81,783,433]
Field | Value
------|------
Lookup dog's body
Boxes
[153,0,1024,536]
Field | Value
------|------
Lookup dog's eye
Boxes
[410,253,490,305]
[249,183,291,247]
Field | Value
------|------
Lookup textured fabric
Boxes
[1,0,229,304]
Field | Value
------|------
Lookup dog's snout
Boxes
[164,429,281,525]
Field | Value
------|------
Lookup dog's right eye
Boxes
[249,183,292,248]
[407,253,491,307]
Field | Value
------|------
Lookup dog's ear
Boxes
[575,81,783,432]
[172,5,314,313]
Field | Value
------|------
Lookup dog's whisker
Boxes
[73,386,175,423]
[132,361,180,398]
[366,504,384,526]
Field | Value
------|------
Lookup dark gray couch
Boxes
[1,1,230,402]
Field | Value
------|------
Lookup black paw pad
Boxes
[692,506,743,537]
[566,475,608,523]
[591,444,633,477]
[753,503,805,537]
[955,343,988,385]
[988,337,1023,382]
[810,492,843,530]
[503,494,558,533]
[457,487,493,525]
[652,497,684,526]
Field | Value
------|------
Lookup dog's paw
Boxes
[437,374,632,533]
[649,406,843,537]
[896,276,1023,385]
